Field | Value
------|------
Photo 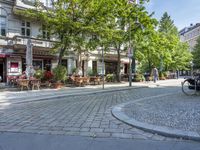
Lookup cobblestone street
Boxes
[0,85,189,142]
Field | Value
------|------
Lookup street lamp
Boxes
[101,47,105,89]
[128,47,133,87]
[128,0,144,86]
[98,47,105,89]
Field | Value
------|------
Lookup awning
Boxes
[0,54,7,58]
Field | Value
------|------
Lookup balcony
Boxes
[13,36,54,50]
[14,0,53,12]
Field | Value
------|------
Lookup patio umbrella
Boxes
[25,39,33,78]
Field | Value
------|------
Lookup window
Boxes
[21,21,31,37]
[42,25,50,40]
[0,16,6,36]
[22,0,36,5]
[33,60,43,70]
[41,0,53,8]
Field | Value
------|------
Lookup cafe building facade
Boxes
[0,0,129,83]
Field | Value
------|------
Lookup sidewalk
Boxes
[0,79,183,105]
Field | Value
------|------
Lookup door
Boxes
[0,62,3,82]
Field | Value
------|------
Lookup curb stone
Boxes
[0,86,147,105]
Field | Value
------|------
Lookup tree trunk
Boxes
[58,44,67,66]
[116,45,121,82]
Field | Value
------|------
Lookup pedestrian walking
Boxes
[152,66,158,83]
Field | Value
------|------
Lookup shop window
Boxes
[33,60,43,70]
[43,59,51,71]
[61,59,68,69]
[0,16,6,36]
[92,61,97,75]
[21,21,31,37]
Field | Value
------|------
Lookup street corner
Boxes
[112,93,200,141]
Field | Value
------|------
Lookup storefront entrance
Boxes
[0,61,4,82]
[105,61,117,74]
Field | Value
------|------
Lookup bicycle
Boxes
[182,72,200,95]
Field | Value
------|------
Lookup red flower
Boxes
[44,71,53,80]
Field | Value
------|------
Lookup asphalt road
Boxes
[0,132,200,150]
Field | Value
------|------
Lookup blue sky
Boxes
[145,0,200,30]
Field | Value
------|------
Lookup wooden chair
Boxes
[30,79,41,90]
[18,79,30,91]
[90,77,101,85]
[83,77,90,85]
[75,77,83,86]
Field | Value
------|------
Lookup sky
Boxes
[145,0,200,30]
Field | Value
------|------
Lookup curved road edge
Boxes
[111,93,200,142]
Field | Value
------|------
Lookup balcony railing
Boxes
[13,36,54,48]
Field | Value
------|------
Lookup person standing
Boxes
[152,66,158,83]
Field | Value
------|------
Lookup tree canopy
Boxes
[15,0,192,76]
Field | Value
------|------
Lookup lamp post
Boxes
[128,48,133,87]
[98,47,105,89]
[102,47,105,89]
[128,0,143,86]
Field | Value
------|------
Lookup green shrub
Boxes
[106,74,116,82]
[159,72,166,80]
[133,74,145,82]
[53,65,67,82]
[163,72,168,77]
[34,69,43,79]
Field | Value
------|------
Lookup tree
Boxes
[192,36,200,69]
[16,0,118,67]
[157,12,192,72]
[158,12,178,35]
[107,0,157,82]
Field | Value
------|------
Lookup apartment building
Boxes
[180,23,200,51]
[0,0,129,83]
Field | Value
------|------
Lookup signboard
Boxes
[10,62,19,73]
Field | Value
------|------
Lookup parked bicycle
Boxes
[182,72,200,95]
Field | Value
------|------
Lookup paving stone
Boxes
[90,128,104,133]
[111,133,133,139]
[80,128,90,132]
[104,128,124,133]
[0,86,187,141]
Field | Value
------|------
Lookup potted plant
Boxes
[159,72,166,80]
[133,73,145,82]
[52,65,67,88]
